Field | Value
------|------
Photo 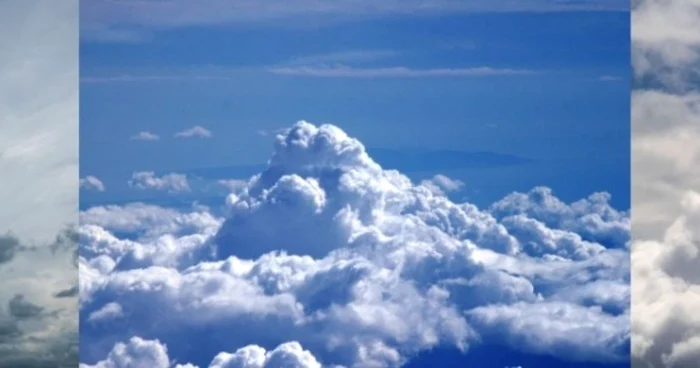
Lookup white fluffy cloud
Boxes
[631,192,700,367]
[81,176,106,192]
[419,174,465,197]
[81,337,322,368]
[129,171,191,193]
[79,337,171,368]
[632,0,700,88]
[631,0,700,366]
[209,342,322,368]
[79,122,629,367]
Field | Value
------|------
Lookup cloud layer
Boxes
[0,228,78,368]
[0,0,78,244]
[631,0,700,366]
[79,122,630,367]
[0,1,78,367]
[268,66,539,78]
[80,0,628,44]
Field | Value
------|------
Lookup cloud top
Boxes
[79,121,630,367]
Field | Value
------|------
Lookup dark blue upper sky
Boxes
[79,5,630,366]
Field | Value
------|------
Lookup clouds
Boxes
[210,342,322,368]
[54,285,79,299]
[79,337,171,368]
[467,301,629,363]
[268,66,540,78]
[175,126,213,139]
[631,192,700,367]
[80,0,628,44]
[0,228,78,368]
[126,126,212,142]
[81,66,542,84]
[128,171,191,193]
[130,131,160,141]
[8,294,45,320]
[631,0,700,366]
[84,124,217,196]
[79,122,629,367]
[631,0,700,88]
[420,174,465,197]
[631,90,700,238]
[81,337,322,368]
[0,235,20,265]
[0,1,78,367]
[81,176,106,192]
[0,0,78,244]
[87,302,124,324]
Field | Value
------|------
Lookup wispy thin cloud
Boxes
[269,65,540,78]
[80,176,106,192]
[174,126,213,139]
[81,0,629,43]
[130,131,160,141]
[420,174,465,196]
[81,62,540,84]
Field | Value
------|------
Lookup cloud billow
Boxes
[0,235,20,265]
[0,227,79,368]
[631,0,700,367]
[79,122,630,367]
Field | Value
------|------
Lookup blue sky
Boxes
[78,2,630,368]
[80,6,629,209]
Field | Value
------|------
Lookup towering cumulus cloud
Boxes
[79,122,630,367]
